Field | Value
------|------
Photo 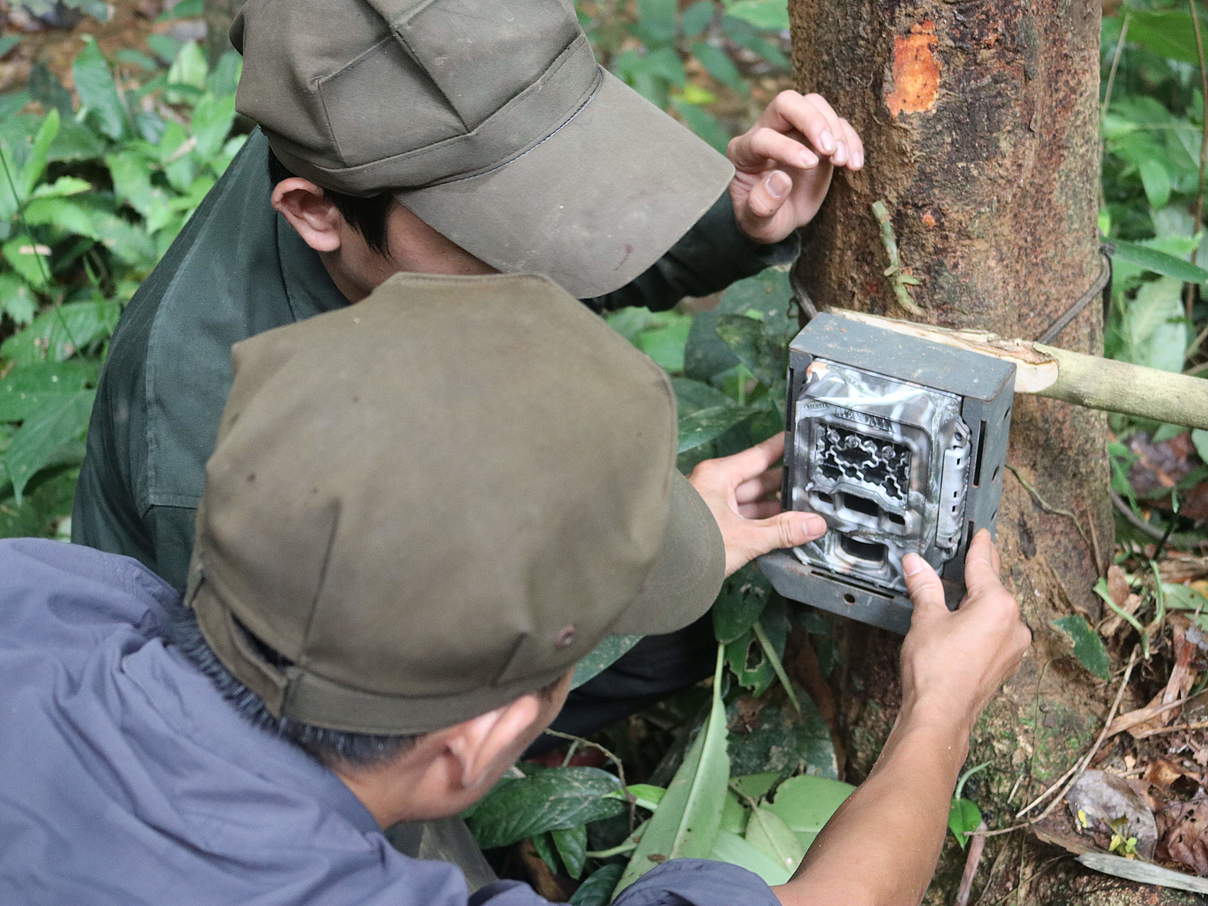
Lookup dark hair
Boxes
[268,151,395,256]
[168,607,418,770]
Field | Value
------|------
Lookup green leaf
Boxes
[730,772,780,801]
[569,864,622,906]
[0,36,18,59]
[72,38,126,140]
[1052,614,1111,681]
[0,273,36,325]
[531,830,559,873]
[467,766,624,849]
[671,99,730,153]
[745,805,804,878]
[617,647,730,895]
[22,197,103,240]
[720,789,747,833]
[948,797,983,849]
[1138,158,1172,210]
[672,377,732,414]
[1111,240,1208,284]
[716,313,789,389]
[1122,277,1187,373]
[4,389,94,503]
[31,176,92,199]
[572,634,643,688]
[727,630,775,695]
[49,119,106,163]
[635,313,691,372]
[20,107,59,198]
[2,235,50,289]
[1,300,121,364]
[28,61,72,118]
[709,830,793,886]
[106,150,161,220]
[691,41,747,95]
[166,41,209,101]
[551,824,588,879]
[723,0,789,31]
[766,774,854,851]
[1126,10,1201,65]
[1160,582,1208,614]
[0,463,78,538]
[728,695,838,779]
[681,1,714,37]
[634,0,678,46]
[190,92,236,159]
[712,567,772,643]
[0,361,96,422]
[678,402,762,454]
[612,783,665,813]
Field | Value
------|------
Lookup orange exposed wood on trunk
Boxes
[886,22,940,117]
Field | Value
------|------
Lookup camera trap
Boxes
[759,313,1016,634]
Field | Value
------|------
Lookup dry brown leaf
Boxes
[1100,593,1143,639]
[1110,691,1174,739]
[1107,565,1130,607]
[1157,798,1208,877]
[1145,758,1189,791]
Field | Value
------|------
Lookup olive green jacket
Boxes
[72,129,796,589]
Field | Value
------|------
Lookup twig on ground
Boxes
[870,200,925,316]
[1133,720,1208,739]
[955,821,988,906]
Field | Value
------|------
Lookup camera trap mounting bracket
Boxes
[759,313,1016,634]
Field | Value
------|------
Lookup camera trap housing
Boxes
[759,313,1016,634]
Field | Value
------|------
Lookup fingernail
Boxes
[802,514,826,536]
[902,554,925,576]
[798,150,817,169]
[819,130,836,153]
[853,150,864,169]
[766,171,792,198]
[833,144,847,166]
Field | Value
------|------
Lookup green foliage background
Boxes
[1,0,1207,900]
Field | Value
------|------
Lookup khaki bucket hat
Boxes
[186,273,724,735]
[230,0,734,298]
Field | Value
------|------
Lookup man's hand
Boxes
[728,91,864,245]
[899,530,1032,735]
[688,433,825,577]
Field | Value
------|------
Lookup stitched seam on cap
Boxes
[296,499,341,671]
[301,34,593,184]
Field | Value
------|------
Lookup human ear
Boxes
[444,694,543,791]
[271,178,345,253]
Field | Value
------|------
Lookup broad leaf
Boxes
[4,389,94,503]
[745,805,804,877]
[766,774,855,851]
[1052,614,1111,681]
[21,108,59,198]
[572,634,643,688]
[712,566,772,643]
[948,797,983,849]
[569,864,623,906]
[2,235,50,289]
[730,772,780,801]
[0,361,96,422]
[716,313,788,390]
[467,766,624,850]
[709,830,792,886]
[1122,277,1186,373]
[551,824,587,879]
[678,402,762,453]
[73,38,126,140]
[1111,240,1208,284]
[723,0,790,31]
[616,647,730,895]
[1,300,121,364]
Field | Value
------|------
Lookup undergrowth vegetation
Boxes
[1,0,1207,900]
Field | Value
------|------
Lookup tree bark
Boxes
[786,3,1184,902]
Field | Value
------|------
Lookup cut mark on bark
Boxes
[886,21,940,117]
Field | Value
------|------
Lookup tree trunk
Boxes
[786,3,1182,902]
[203,0,239,63]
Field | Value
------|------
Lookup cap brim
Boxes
[610,470,725,637]
[396,69,734,299]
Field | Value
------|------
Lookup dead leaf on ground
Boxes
[1157,796,1208,876]
[1128,433,1196,503]
[1160,554,1208,585]
[1144,758,1200,793]
[1109,690,1179,739]
[1067,769,1159,859]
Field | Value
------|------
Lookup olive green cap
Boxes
[186,273,724,735]
[229,0,733,298]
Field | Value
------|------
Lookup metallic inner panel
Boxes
[789,359,970,593]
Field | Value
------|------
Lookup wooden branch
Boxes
[831,309,1208,430]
